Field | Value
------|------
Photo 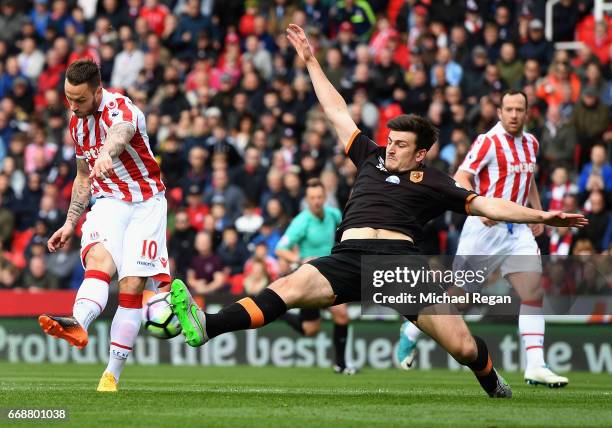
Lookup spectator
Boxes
[242,259,269,295]
[0,192,14,248]
[251,218,282,258]
[22,255,57,290]
[204,168,245,222]
[0,0,29,44]
[235,199,264,240]
[230,147,267,205]
[571,86,609,161]
[430,47,462,88]
[514,59,541,90]
[483,22,501,63]
[46,237,79,286]
[158,79,191,122]
[578,190,610,251]
[540,105,577,170]
[140,0,170,37]
[497,42,523,89]
[217,226,249,276]
[187,231,226,294]
[544,167,579,211]
[168,209,196,279]
[110,36,144,90]
[553,0,580,42]
[373,47,405,103]
[332,1,376,41]
[184,183,209,232]
[578,144,612,197]
[494,5,517,43]
[536,56,581,110]
[30,0,50,39]
[519,19,553,69]
[17,37,45,83]
[174,0,213,55]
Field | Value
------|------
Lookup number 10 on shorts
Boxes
[141,240,158,260]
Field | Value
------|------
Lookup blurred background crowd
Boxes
[0,0,610,296]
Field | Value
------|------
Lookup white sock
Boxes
[105,294,142,382]
[405,322,422,342]
[73,270,110,331]
[519,302,546,369]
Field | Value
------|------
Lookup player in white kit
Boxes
[38,60,170,392]
[398,90,569,387]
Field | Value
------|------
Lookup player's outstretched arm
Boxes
[48,159,91,252]
[89,122,135,180]
[469,196,588,228]
[286,23,357,149]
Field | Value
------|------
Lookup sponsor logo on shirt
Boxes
[376,156,388,172]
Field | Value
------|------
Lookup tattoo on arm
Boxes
[66,159,91,227]
[101,122,135,158]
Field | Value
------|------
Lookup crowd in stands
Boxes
[0,0,610,296]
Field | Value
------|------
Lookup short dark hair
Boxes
[500,89,528,109]
[66,60,101,89]
[305,178,324,191]
[387,114,438,151]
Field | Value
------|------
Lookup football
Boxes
[142,292,182,339]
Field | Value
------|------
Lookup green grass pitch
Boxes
[1,363,611,427]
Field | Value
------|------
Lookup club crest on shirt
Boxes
[409,171,424,183]
[107,100,117,109]
[386,175,400,184]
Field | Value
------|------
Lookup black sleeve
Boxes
[345,131,379,169]
[429,168,478,215]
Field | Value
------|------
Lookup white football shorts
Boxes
[80,192,171,286]
[453,216,542,291]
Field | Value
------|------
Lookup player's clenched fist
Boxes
[89,151,113,180]
[48,223,75,252]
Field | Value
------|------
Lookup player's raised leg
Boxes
[97,276,147,392]
[508,271,569,387]
[171,264,335,347]
[415,309,512,398]
[39,243,116,349]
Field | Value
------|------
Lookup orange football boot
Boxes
[38,315,88,349]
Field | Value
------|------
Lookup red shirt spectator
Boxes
[139,0,170,37]
[576,15,612,65]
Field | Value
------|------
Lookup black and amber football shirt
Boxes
[338,130,478,243]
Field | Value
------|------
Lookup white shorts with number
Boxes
[453,216,542,291]
[80,192,171,286]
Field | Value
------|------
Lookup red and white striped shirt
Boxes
[69,89,165,202]
[459,121,539,206]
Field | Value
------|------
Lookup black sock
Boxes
[280,313,305,335]
[206,289,287,338]
[333,323,348,368]
[466,336,498,394]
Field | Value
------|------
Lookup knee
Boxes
[331,308,349,325]
[269,272,307,307]
[119,276,146,295]
[302,322,320,337]
[85,244,115,273]
[451,334,478,364]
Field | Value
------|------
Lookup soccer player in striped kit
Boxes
[398,90,568,387]
[38,60,170,392]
